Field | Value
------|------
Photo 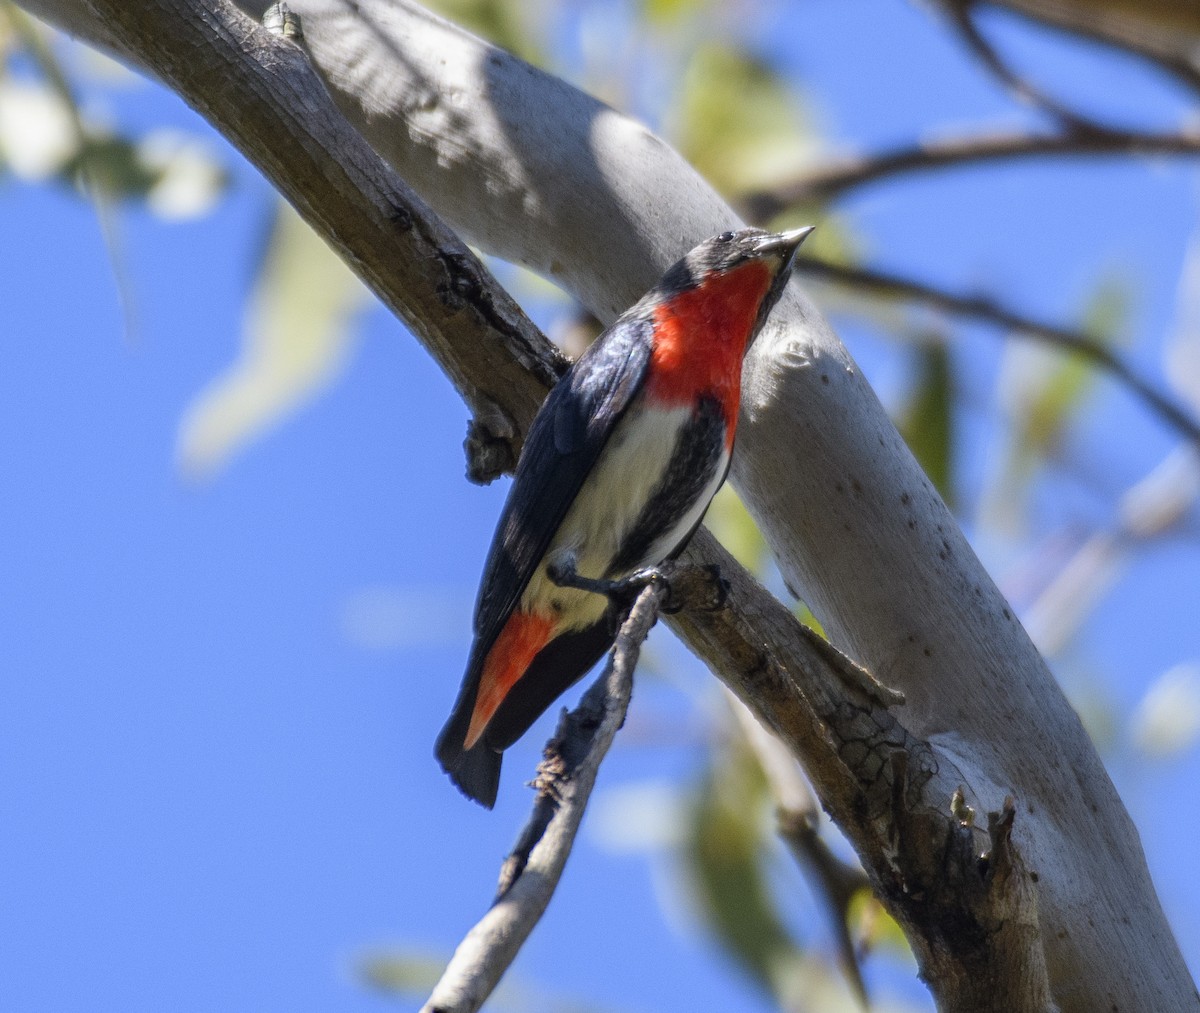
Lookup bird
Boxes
[436,226,813,807]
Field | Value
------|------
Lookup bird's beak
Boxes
[752,225,815,264]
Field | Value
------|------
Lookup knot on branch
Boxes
[879,785,1056,1012]
[262,2,304,42]
[435,251,565,391]
[464,413,517,484]
[656,562,729,615]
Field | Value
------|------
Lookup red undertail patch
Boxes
[464,610,555,750]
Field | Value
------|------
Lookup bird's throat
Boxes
[644,260,771,437]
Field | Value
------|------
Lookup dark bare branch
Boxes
[940,0,1117,133]
[792,254,1200,450]
[743,128,1200,215]
[987,0,1200,98]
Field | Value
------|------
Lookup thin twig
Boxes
[422,582,666,1013]
[983,0,1200,100]
[792,255,1200,450]
[743,128,1200,215]
[942,0,1115,134]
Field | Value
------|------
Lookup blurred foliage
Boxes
[983,275,1132,535]
[423,0,549,63]
[671,42,814,197]
[898,336,955,508]
[707,484,772,574]
[176,200,368,478]
[638,0,712,27]
[845,889,910,963]
[684,731,809,1005]
[0,6,226,209]
[681,701,926,1011]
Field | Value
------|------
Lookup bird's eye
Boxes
[717,231,735,243]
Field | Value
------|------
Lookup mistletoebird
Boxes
[437,226,813,807]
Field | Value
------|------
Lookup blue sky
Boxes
[1,1,1198,1010]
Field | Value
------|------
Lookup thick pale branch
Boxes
[792,255,1200,449]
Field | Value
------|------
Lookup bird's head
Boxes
[654,226,814,350]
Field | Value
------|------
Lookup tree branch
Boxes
[743,127,1200,214]
[668,544,1056,1013]
[422,581,664,1013]
[60,0,564,485]
[791,254,1200,450]
[988,0,1200,99]
[939,0,1117,133]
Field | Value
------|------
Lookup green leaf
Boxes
[176,200,369,478]
[1028,277,1130,455]
[898,336,955,507]
[638,0,711,25]
[846,888,910,959]
[61,135,156,198]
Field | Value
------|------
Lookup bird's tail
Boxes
[435,713,502,809]
[435,614,614,808]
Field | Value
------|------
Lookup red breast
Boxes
[643,260,771,446]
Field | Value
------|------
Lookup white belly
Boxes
[521,400,728,632]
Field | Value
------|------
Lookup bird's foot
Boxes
[546,561,669,611]
[546,560,730,615]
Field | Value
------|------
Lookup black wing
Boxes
[472,314,654,651]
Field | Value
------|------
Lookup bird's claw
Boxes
[547,561,668,611]
[546,560,730,615]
